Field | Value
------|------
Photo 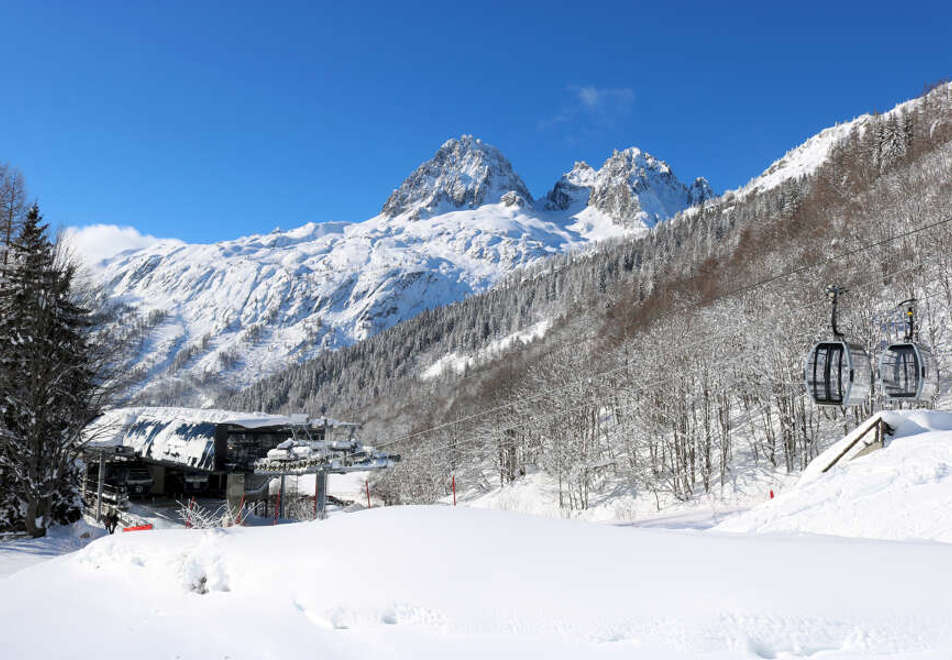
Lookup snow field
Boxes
[2,505,952,658]
[0,520,106,578]
[420,319,552,380]
[5,409,952,657]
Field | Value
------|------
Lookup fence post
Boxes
[366,479,372,508]
[452,474,456,506]
[279,475,286,520]
[273,491,281,526]
[96,454,105,523]
[185,496,194,528]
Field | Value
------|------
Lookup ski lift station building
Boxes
[80,407,397,518]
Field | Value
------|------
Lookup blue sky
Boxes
[2,1,951,245]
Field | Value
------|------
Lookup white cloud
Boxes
[62,224,174,268]
[571,85,634,110]
[539,85,636,131]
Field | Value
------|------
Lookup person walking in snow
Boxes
[104,509,119,534]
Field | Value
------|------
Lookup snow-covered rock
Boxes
[544,161,597,211]
[586,147,714,229]
[544,150,713,230]
[381,135,533,220]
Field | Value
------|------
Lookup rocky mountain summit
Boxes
[382,135,533,219]
[546,148,713,229]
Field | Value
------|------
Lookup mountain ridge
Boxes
[91,134,713,404]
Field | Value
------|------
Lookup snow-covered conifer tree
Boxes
[0,205,100,536]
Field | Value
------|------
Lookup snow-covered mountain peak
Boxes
[88,137,714,404]
[545,146,713,229]
[544,162,597,211]
[564,161,597,187]
[381,135,533,220]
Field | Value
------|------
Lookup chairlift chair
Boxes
[879,299,938,402]
[804,285,874,407]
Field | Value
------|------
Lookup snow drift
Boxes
[716,409,952,542]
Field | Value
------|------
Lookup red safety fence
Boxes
[122,524,153,532]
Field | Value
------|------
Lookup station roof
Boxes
[83,407,356,471]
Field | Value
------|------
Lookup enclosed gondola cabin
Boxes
[879,343,938,401]
[878,299,938,403]
[804,285,874,407]
[805,340,873,407]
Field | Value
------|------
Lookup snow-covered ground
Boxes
[421,319,552,380]
[460,461,796,525]
[3,409,952,658]
[1,506,951,658]
[0,521,105,578]
[717,409,952,542]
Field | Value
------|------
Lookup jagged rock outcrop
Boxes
[382,135,533,219]
[545,162,597,211]
[585,148,710,229]
[544,150,714,231]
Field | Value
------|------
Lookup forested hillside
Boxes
[223,83,952,512]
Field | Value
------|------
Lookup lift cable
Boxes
[373,215,950,451]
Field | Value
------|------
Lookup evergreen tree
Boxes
[0,205,100,536]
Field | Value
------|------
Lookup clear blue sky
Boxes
[2,0,950,243]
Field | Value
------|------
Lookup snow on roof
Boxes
[83,407,358,471]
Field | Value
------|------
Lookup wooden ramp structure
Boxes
[820,413,895,474]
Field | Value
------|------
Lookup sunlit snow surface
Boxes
[717,410,952,542]
[1,506,951,658]
[3,410,952,658]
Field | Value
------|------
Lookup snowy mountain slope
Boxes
[3,506,952,658]
[91,136,709,404]
[716,409,952,542]
[730,84,952,200]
